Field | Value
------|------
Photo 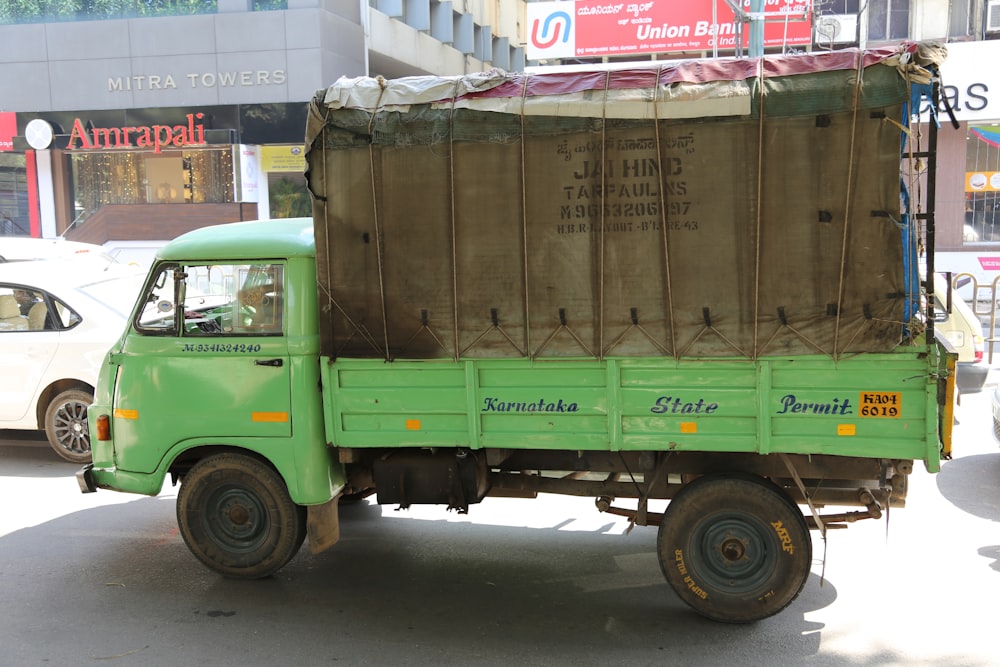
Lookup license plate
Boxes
[858,391,901,418]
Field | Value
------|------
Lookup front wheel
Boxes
[177,453,307,579]
[657,474,812,623]
[44,388,93,463]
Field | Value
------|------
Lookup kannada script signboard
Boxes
[527,0,811,60]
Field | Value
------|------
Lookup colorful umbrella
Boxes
[970,126,1000,149]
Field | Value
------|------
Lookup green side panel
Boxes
[321,349,942,464]
[765,357,931,461]
[618,361,758,452]
[330,366,470,446]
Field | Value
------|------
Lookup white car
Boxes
[993,385,1000,445]
[0,237,120,265]
[0,258,144,462]
[932,277,988,393]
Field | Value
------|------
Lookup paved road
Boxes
[2,383,999,666]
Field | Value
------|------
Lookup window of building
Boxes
[866,0,909,42]
[1,1,287,25]
[0,154,29,237]
[819,0,861,15]
[963,125,1000,245]
[949,0,972,38]
[267,174,310,219]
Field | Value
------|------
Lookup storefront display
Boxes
[964,124,1000,244]
[71,148,234,214]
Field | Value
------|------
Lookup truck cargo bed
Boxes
[322,349,943,469]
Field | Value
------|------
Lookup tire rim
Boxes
[52,399,90,456]
[203,485,268,553]
[689,513,777,595]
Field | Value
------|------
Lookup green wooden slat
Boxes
[622,415,757,436]
[479,366,607,387]
[335,387,467,413]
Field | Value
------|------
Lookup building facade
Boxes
[0,0,526,263]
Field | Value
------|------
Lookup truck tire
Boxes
[657,473,811,623]
[44,388,93,464]
[176,453,306,579]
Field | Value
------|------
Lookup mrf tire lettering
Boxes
[656,473,812,624]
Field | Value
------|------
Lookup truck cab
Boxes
[81,218,344,575]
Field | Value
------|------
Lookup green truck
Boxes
[78,44,956,623]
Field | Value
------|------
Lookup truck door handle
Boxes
[255,358,284,367]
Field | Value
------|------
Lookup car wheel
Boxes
[44,388,93,464]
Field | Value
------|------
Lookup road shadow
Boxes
[980,545,1000,572]
[0,493,856,665]
[0,441,82,478]
[935,453,1000,522]
[0,429,48,444]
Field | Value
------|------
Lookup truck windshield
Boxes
[135,262,284,336]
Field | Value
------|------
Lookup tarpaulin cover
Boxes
[305,48,925,361]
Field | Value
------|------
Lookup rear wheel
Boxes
[43,388,93,463]
[177,453,306,579]
[657,474,812,623]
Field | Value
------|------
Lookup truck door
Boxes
[111,262,292,474]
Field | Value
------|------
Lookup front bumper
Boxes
[76,464,97,493]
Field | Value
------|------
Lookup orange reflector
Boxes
[406,419,421,431]
[113,408,138,420]
[837,424,856,436]
[95,414,111,441]
[942,353,957,458]
[680,422,697,434]
[252,411,289,423]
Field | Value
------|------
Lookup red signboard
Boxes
[528,0,812,60]
[0,112,16,152]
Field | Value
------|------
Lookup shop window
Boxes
[0,154,29,236]
[964,125,1000,245]
[70,148,235,220]
[147,155,185,204]
[268,174,310,218]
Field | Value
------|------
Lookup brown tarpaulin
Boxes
[306,50,922,361]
